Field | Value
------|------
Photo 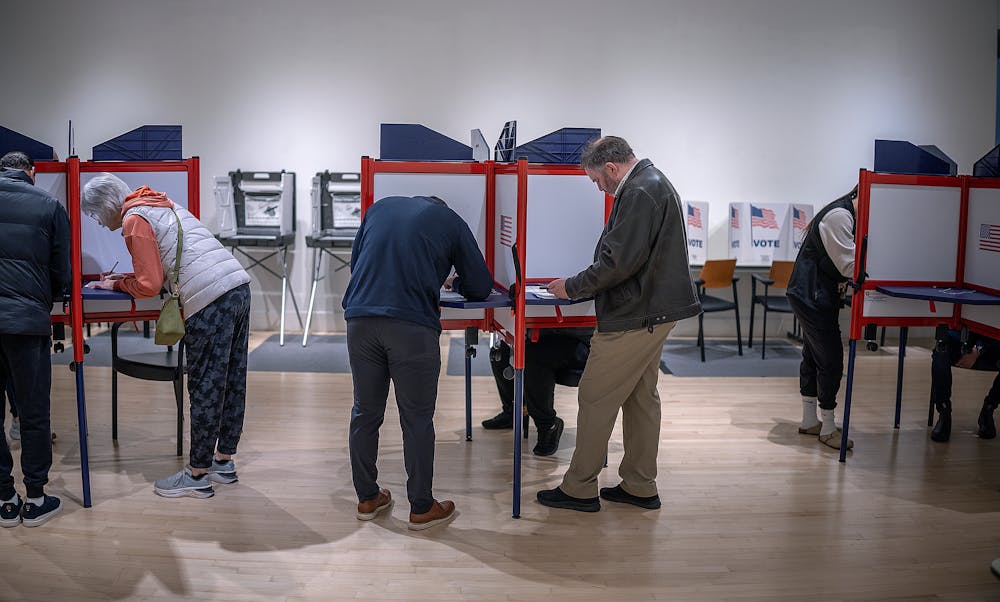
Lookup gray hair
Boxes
[82,173,133,226]
[580,136,636,170]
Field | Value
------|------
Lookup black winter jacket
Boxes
[565,159,701,332]
[0,168,72,335]
[786,192,856,314]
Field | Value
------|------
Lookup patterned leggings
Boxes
[183,284,251,469]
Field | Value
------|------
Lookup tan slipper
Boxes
[818,429,854,450]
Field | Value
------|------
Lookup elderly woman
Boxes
[82,173,251,499]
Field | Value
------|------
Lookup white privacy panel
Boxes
[962,304,1000,330]
[965,187,1000,292]
[372,172,487,252]
[78,171,190,275]
[493,173,519,289]
[862,289,953,318]
[35,172,67,207]
[866,184,961,282]
[524,174,605,279]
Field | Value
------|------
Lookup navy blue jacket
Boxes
[343,196,492,331]
[0,168,72,335]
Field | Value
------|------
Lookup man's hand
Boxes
[443,274,457,291]
[545,278,569,300]
[955,346,981,369]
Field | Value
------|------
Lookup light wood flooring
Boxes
[0,334,998,601]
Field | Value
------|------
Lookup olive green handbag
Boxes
[155,208,185,346]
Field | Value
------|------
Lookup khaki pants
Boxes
[559,321,674,499]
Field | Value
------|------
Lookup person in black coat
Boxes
[0,151,71,527]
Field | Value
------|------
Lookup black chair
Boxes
[110,322,186,456]
[695,259,742,362]
[748,260,795,359]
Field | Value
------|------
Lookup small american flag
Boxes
[687,204,702,228]
[981,223,1000,253]
[751,205,779,229]
[730,206,739,230]
[793,207,807,232]
[500,214,514,247]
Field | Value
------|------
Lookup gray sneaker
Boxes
[8,418,19,442]
[206,459,238,484]
[153,468,215,498]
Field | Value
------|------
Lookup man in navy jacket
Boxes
[343,195,491,530]
[0,152,70,527]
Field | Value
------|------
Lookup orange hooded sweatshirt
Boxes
[112,186,174,298]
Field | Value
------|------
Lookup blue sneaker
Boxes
[206,459,238,484]
[154,468,215,498]
[21,495,61,527]
[0,495,22,527]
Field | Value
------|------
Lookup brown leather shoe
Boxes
[408,500,456,531]
[356,488,393,520]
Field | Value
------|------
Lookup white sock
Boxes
[2,494,17,505]
[821,409,837,436]
[26,496,44,506]
[801,397,820,427]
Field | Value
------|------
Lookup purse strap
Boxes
[168,207,183,298]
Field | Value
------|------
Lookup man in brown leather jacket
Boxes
[539,136,701,512]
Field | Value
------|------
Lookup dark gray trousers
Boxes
[0,334,52,499]
[347,317,440,515]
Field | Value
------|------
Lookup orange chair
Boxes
[748,260,796,359]
[695,259,742,362]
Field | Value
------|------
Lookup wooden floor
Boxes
[1,334,999,601]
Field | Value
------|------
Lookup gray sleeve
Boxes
[817,208,855,278]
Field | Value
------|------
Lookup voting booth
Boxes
[33,154,202,508]
[302,172,362,346]
[728,202,789,264]
[684,201,709,265]
[837,169,1000,462]
[214,170,301,345]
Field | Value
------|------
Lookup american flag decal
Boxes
[751,205,779,229]
[500,214,514,247]
[981,223,1000,253]
[793,207,807,231]
[730,206,739,229]
[687,204,702,228]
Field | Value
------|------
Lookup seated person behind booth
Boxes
[483,328,592,456]
[929,329,1000,442]
[83,174,252,500]
[344,195,492,530]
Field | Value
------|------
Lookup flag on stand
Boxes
[687,204,702,228]
[751,205,779,229]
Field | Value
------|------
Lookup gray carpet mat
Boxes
[247,334,351,373]
[660,339,802,377]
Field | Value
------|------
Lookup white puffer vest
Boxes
[125,203,251,318]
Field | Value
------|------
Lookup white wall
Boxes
[3,0,995,336]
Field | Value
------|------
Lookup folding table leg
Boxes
[303,248,322,347]
[279,246,289,346]
[893,327,908,428]
[464,327,476,442]
[512,368,524,518]
[840,339,857,462]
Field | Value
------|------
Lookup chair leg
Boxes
[523,413,529,439]
[748,299,755,349]
[880,326,887,347]
[761,306,768,360]
[733,284,742,356]
[698,313,706,362]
